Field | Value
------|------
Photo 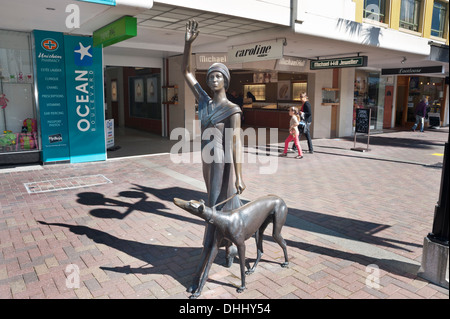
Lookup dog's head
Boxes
[173,198,209,218]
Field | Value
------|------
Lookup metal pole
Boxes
[428,131,449,246]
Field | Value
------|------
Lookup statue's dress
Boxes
[195,83,242,210]
[194,83,242,248]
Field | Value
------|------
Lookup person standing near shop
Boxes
[293,92,314,153]
[411,97,428,132]
[280,106,303,159]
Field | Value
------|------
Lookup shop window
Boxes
[243,84,266,101]
[292,82,307,101]
[363,0,388,23]
[431,1,448,38]
[0,30,38,154]
[399,0,422,32]
[129,74,161,120]
[354,71,386,130]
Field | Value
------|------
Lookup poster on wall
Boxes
[146,76,157,103]
[33,30,71,162]
[277,81,290,100]
[134,78,144,102]
[64,34,106,163]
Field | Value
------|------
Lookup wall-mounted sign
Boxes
[228,39,284,64]
[381,66,444,75]
[93,16,137,48]
[33,30,71,163]
[195,53,228,69]
[34,30,106,164]
[275,56,308,72]
[310,56,368,70]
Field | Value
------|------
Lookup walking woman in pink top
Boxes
[280,106,303,159]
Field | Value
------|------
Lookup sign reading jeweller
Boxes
[228,40,284,64]
[310,56,368,70]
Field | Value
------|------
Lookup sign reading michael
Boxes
[228,39,284,64]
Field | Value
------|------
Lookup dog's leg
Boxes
[246,217,271,275]
[272,208,289,268]
[190,231,221,299]
[236,243,247,293]
[188,224,215,294]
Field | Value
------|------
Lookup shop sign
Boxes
[93,16,137,48]
[275,56,308,72]
[33,30,71,163]
[228,40,284,64]
[195,53,228,69]
[64,35,106,163]
[381,66,444,75]
[34,30,106,164]
[310,56,368,70]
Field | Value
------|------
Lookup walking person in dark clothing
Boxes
[293,92,314,153]
[411,97,428,132]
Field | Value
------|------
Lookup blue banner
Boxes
[77,0,116,5]
[64,35,106,163]
[33,30,71,162]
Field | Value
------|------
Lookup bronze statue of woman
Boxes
[182,19,246,294]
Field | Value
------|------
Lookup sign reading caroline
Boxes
[228,40,284,64]
[64,35,106,163]
[33,30,71,163]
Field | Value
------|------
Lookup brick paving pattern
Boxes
[0,128,449,299]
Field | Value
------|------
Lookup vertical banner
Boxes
[64,35,106,163]
[33,30,71,162]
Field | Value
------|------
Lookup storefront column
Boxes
[338,67,355,137]
[168,55,197,141]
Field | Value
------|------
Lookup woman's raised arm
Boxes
[182,20,200,98]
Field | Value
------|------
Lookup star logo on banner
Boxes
[74,42,92,60]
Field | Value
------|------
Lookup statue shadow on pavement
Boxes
[37,184,424,291]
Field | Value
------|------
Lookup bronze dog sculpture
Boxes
[174,195,289,298]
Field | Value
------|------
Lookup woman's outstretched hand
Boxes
[185,19,199,43]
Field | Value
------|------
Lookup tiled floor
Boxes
[0,126,448,300]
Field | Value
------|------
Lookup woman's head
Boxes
[207,63,230,91]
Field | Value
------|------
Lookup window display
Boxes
[0,30,38,155]
[354,70,386,130]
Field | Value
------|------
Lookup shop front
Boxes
[194,52,310,131]
[354,69,390,131]
[0,30,40,165]
[0,28,107,166]
[382,66,448,129]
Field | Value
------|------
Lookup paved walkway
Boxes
[0,127,449,300]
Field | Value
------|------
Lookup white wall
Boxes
[155,0,291,26]
[338,67,355,137]
[103,53,163,69]
[310,69,333,139]
[168,55,197,140]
